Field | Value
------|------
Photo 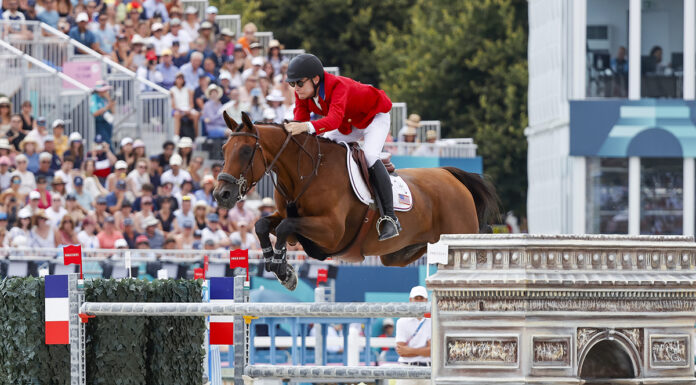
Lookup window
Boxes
[640,0,683,98]
[640,158,683,235]
[586,0,629,98]
[586,158,629,234]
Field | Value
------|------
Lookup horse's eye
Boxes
[240,146,252,159]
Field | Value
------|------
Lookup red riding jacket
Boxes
[293,71,392,135]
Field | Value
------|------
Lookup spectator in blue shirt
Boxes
[91,13,116,54]
[69,12,103,54]
[37,0,59,27]
[179,51,204,90]
[157,48,179,89]
[143,0,169,22]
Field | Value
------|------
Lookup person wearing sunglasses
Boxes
[283,54,399,241]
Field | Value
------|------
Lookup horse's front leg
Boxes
[255,212,284,272]
[270,216,343,291]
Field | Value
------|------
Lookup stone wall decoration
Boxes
[649,335,689,368]
[445,336,518,367]
[577,328,599,353]
[532,337,571,367]
[617,328,643,355]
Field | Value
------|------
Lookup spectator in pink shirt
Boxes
[97,216,124,249]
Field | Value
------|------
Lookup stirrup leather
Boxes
[376,216,400,237]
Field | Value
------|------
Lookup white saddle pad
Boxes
[342,143,413,212]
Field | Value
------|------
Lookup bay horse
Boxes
[213,112,498,290]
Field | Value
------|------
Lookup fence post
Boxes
[233,275,246,385]
[314,286,327,365]
[68,273,85,385]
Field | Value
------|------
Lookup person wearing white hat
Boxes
[164,17,192,55]
[241,56,265,83]
[63,132,84,170]
[68,12,103,54]
[267,39,287,75]
[147,22,168,55]
[4,208,33,248]
[261,108,276,123]
[204,5,220,35]
[266,89,286,124]
[160,153,191,195]
[202,84,228,138]
[182,6,200,41]
[394,285,431,384]
[10,153,36,195]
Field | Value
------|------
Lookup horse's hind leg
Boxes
[380,243,427,267]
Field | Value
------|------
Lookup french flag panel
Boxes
[209,277,234,345]
[45,275,70,345]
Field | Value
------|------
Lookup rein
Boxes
[217,123,323,204]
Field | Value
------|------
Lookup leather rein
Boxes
[217,123,322,205]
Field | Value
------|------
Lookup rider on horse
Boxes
[283,54,401,241]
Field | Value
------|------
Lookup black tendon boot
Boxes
[368,161,402,241]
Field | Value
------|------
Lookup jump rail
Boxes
[80,301,429,318]
[244,365,431,379]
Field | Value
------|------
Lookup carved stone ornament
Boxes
[532,337,571,367]
[446,336,518,367]
[577,328,599,352]
[650,336,689,368]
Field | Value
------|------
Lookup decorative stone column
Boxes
[427,234,696,385]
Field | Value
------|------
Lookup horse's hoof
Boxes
[278,264,297,291]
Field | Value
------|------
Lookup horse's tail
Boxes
[441,167,500,232]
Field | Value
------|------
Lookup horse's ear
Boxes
[241,111,254,132]
[223,111,238,131]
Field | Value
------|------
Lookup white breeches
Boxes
[322,112,390,166]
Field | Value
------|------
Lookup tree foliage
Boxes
[373,0,529,216]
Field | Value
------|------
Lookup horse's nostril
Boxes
[221,190,231,200]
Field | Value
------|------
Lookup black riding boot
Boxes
[368,161,402,241]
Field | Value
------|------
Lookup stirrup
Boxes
[376,216,400,240]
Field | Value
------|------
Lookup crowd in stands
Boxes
[0,100,294,251]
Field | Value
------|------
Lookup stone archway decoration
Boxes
[427,234,696,384]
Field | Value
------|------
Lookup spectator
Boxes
[34,152,54,183]
[377,318,396,362]
[229,221,259,250]
[19,100,34,133]
[227,200,256,232]
[178,218,195,248]
[122,217,140,248]
[221,88,246,123]
[106,179,131,214]
[218,71,234,99]
[25,116,50,152]
[242,56,264,82]
[128,158,151,195]
[216,205,230,232]
[248,41,262,60]
[64,193,87,225]
[170,41,188,67]
[147,22,167,55]
[187,155,204,184]
[104,160,129,192]
[266,89,286,124]
[180,51,204,90]
[42,138,62,171]
[204,5,219,35]
[177,136,193,166]
[202,56,218,83]
[261,108,275,124]
[56,215,79,245]
[69,12,103,54]
[399,114,420,142]
[6,114,26,151]
[11,154,35,195]
[267,39,286,75]
[81,159,108,199]
[0,98,10,138]
[133,139,147,161]
[174,194,194,228]
[111,34,133,68]
[90,81,116,150]
[0,156,10,191]
[137,51,165,91]
[2,0,27,34]
[0,139,10,159]
[220,28,236,57]
[194,174,216,208]
[143,215,165,248]
[198,22,215,52]
[643,45,664,74]
[45,194,66,229]
[31,209,58,247]
[37,0,59,28]
[116,137,136,171]
[51,119,68,157]
[143,0,169,22]
[135,234,150,249]
[157,48,179,89]
[394,286,431,382]
[201,212,230,247]
[50,176,67,199]
[211,162,222,181]
[34,176,51,209]
[90,138,117,183]
[77,217,99,248]
[160,154,191,194]
[114,200,133,232]
[130,35,147,71]
[193,74,210,112]
[413,131,439,157]
[148,155,162,189]
[237,22,257,51]
[56,0,71,17]
[5,208,31,247]
[181,6,199,41]
[248,88,266,123]
[165,18,191,54]
[208,39,227,70]
[239,74,259,106]
[71,177,92,210]
[63,132,85,170]
[193,200,207,230]
[93,195,109,229]
[97,216,124,249]
[91,13,116,54]
[156,196,177,234]
[171,72,200,137]
[258,197,275,218]
[202,84,227,138]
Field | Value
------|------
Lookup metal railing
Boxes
[281,48,305,60]
[0,40,94,144]
[254,31,273,56]
[383,141,477,158]
[0,21,173,150]
[216,14,241,39]
[389,102,407,138]
[182,0,208,20]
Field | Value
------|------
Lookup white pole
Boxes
[629,0,642,100]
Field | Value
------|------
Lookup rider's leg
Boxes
[362,112,401,241]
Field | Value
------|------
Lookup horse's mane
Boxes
[252,121,344,147]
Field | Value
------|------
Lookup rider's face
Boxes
[292,76,319,100]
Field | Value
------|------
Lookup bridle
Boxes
[217,122,322,204]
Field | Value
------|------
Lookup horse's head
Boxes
[213,111,267,209]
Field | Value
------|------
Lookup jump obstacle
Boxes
[65,234,696,384]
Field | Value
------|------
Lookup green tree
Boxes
[373,0,528,217]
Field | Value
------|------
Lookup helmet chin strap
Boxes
[311,77,320,98]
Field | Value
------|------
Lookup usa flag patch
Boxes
[398,193,411,205]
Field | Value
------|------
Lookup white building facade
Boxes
[527,0,696,236]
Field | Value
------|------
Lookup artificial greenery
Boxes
[0,277,205,385]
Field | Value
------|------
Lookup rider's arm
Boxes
[307,83,347,135]
[293,93,311,122]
